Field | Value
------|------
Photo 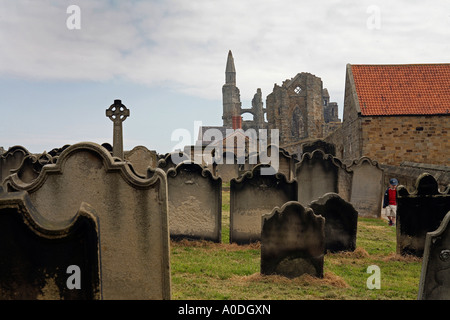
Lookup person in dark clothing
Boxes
[383,178,398,226]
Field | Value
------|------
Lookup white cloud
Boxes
[0,0,449,114]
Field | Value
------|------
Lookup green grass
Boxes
[170,189,423,300]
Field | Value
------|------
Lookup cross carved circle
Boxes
[106,99,130,123]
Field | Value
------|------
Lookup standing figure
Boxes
[383,178,398,226]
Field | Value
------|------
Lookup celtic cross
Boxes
[106,99,130,159]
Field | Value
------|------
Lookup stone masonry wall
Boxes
[361,115,450,166]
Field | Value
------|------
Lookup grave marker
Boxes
[106,99,129,159]
[261,201,325,278]
[0,189,101,300]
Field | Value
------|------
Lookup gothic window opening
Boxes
[294,86,302,94]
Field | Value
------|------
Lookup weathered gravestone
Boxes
[0,189,101,300]
[230,164,297,244]
[259,145,298,182]
[295,150,353,206]
[0,146,30,183]
[10,152,56,184]
[167,162,222,242]
[261,201,325,278]
[301,139,336,156]
[397,173,450,257]
[157,151,191,172]
[309,193,358,253]
[3,142,171,300]
[347,156,384,218]
[214,151,240,184]
[418,211,450,300]
[124,145,158,177]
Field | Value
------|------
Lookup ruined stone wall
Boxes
[266,73,325,146]
[361,115,450,166]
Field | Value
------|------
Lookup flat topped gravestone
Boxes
[397,173,450,257]
[347,156,384,218]
[418,211,450,300]
[230,164,298,244]
[3,142,171,300]
[106,99,130,159]
[309,193,358,253]
[261,201,325,278]
[166,161,222,242]
[0,189,101,300]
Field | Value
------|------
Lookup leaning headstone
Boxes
[3,142,171,300]
[0,146,30,183]
[347,156,384,218]
[0,189,101,300]
[261,201,325,278]
[397,173,450,257]
[309,193,358,253]
[230,164,297,244]
[418,211,450,300]
[295,150,353,205]
[125,145,158,176]
[167,162,222,242]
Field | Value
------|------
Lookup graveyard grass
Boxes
[170,189,422,300]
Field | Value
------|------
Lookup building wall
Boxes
[361,115,450,166]
[342,68,363,161]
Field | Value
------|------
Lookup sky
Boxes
[0,0,449,154]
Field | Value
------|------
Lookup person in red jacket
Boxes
[383,178,398,226]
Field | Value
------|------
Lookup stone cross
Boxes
[106,99,129,159]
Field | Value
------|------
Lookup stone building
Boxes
[205,50,341,158]
[338,63,450,166]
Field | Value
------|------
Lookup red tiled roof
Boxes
[351,64,450,116]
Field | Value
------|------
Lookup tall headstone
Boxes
[261,201,325,278]
[0,189,101,300]
[3,142,171,300]
[418,211,450,300]
[309,193,358,253]
[167,162,222,242]
[397,173,450,257]
[230,164,297,244]
[106,99,129,159]
[347,156,384,218]
[295,150,353,205]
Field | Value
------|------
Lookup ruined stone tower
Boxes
[222,50,242,128]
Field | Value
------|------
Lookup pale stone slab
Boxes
[167,162,222,242]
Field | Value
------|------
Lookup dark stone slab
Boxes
[261,201,325,278]
[418,211,450,300]
[397,173,450,257]
[0,189,101,300]
[309,193,358,253]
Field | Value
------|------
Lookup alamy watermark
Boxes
[66,265,81,289]
[366,265,381,289]
[366,5,381,30]
[171,121,280,175]
[66,5,81,30]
